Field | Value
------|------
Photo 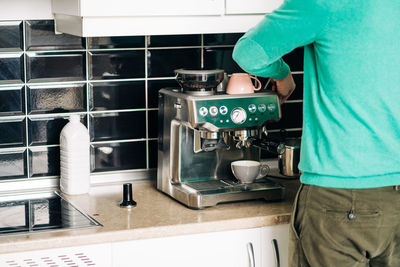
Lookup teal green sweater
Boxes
[233,0,400,188]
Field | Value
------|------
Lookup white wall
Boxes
[0,0,53,20]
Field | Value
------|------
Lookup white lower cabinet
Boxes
[111,224,289,267]
[261,224,289,267]
[0,224,289,267]
[112,228,262,267]
[0,243,112,267]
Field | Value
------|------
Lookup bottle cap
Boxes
[69,115,81,123]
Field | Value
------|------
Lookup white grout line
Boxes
[22,20,30,178]
[144,36,150,169]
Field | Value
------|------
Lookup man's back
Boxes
[233,0,400,188]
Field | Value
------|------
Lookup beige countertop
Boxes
[0,177,300,254]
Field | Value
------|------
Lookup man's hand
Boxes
[271,72,296,104]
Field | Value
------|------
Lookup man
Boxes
[232,0,400,266]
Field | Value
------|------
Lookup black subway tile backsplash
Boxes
[26,52,86,83]
[88,36,145,49]
[0,19,304,183]
[147,48,201,77]
[0,149,27,179]
[0,86,24,116]
[147,110,158,139]
[29,146,60,177]
[148,140,158,169]
[0,54,24,84]
[290,74,304,100]
[25,20,84,51]
[148,34,201,47]
[147,79,178,108]
[28,84,86,114]
[0,21,23,52]
[91,142,147,172]
[90,81,145,111]
[283,47,304,72]
[0,119,26,148]
[90,111,146,142]
[28,116,69,146]
[204,47,243,74]
[88,51,145,80]
[203,33,243,46]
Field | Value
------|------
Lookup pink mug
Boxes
[226,73,262,94]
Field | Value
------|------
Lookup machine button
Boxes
[258,104,266,113]
[209,106,218,116]
[199,107,208,116]
[219,105,228,115]
[248,104,256,113]
[267,103,276,113]
[230,107,247,124]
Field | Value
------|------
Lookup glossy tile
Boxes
[203,33,243,46]
[25,20,84,51]
[289,74,303,101]
[148,140,157,169]
[27,84,86,114]
[147,48,201,77]
[203,47,242,74]
[0,54,24,84]
[147,110,158,138]
[0,119,25,148]
[89,81,145,111]
[268,102,303,130]
[88,36,145,49]
[90,111,146,141]
[148,34,201,47]
[28,116,86,146]
[0,149,27,179]
[283,47,304,72]
[0,21,23,51]
[147,79,178,108]
[26,52,85,83]
[0,86,24,116]
[29,146,60,177]
[91,141,146,172]
[88,51,145,80]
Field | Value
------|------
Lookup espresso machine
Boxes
[157,69,285,209]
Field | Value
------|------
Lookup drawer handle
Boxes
[272,239,280,267]
[247,242,255,267]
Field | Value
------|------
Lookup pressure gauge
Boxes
[230,107,247,124]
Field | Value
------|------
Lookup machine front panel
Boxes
[194,95,281,129]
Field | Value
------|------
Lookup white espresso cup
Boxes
[231,160,270,184]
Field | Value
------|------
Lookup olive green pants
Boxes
[289,184,400,266]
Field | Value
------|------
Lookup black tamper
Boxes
[120,183,137,208]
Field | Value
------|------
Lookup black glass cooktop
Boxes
[0,191,101,235]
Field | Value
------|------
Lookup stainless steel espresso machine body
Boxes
[157,88,285,209]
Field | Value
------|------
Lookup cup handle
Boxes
[250,76,262,91]
[256,164,270,179]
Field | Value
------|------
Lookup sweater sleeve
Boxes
[232,0,329,80]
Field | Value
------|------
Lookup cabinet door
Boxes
[261,224,289,267]
[53,0,225,17]
[225,0,284,15]
[0,243,112,267]
[112,228,262,267]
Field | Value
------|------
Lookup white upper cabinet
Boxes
[225,0,284,14]
[52,0,225,17]
[51,0,284,37]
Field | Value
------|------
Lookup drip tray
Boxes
[0,191,101,236]
[181,178,283,195]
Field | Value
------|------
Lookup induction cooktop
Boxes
[0,191,101,236]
